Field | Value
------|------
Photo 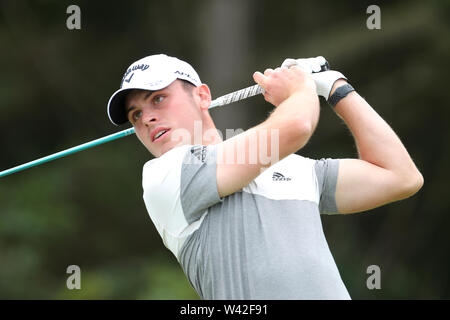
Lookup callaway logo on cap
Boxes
[107,54,202,126]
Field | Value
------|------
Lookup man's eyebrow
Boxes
[126,105,136,117]
[144,91,152,100]
[125,91,153,116]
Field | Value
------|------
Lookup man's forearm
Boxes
[216,82,319,198]
[252,90,320,165]
[331,80,423,182]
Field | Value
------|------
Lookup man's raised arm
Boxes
[328,79,424,213]
[216,66,320,198]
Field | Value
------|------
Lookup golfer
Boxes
[107,54,423,299]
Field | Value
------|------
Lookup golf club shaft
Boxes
[0,84,263,178]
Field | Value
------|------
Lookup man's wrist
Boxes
[328,83,355,108]
[329,79,348,97]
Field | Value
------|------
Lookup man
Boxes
[107,54,423,299]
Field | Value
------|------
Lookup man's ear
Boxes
[196,84,212,110]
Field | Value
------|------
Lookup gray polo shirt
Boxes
[142,144,350,300]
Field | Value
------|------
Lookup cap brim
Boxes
[107,79,176,126]
[107,88,133,126]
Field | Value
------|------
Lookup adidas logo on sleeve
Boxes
[272,172,292,181]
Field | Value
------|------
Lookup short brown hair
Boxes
[181,80,195,96]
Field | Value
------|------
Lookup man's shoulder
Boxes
[141,144,219,190]
[143,145,192,172]
[142,146,193,191]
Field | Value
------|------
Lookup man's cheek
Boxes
[170,127,191,144]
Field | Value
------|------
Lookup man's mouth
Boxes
[153,129,170,142]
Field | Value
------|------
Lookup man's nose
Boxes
[142,109,158,126]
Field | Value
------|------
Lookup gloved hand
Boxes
[311,70,347,100]
[281,56,329,74]
[281,57,347,100]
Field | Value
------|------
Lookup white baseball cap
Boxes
[107,54,202,125]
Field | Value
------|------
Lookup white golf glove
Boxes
[281,57,347,99]
[311,70,347,99]
[281,56,329,73]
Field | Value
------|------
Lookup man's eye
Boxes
[132,110,142,121]
[153,95,165,104]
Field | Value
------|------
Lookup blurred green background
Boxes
[0,0,449,299]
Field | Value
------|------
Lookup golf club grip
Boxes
[209,84,263,109]
[209,57,330,109]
